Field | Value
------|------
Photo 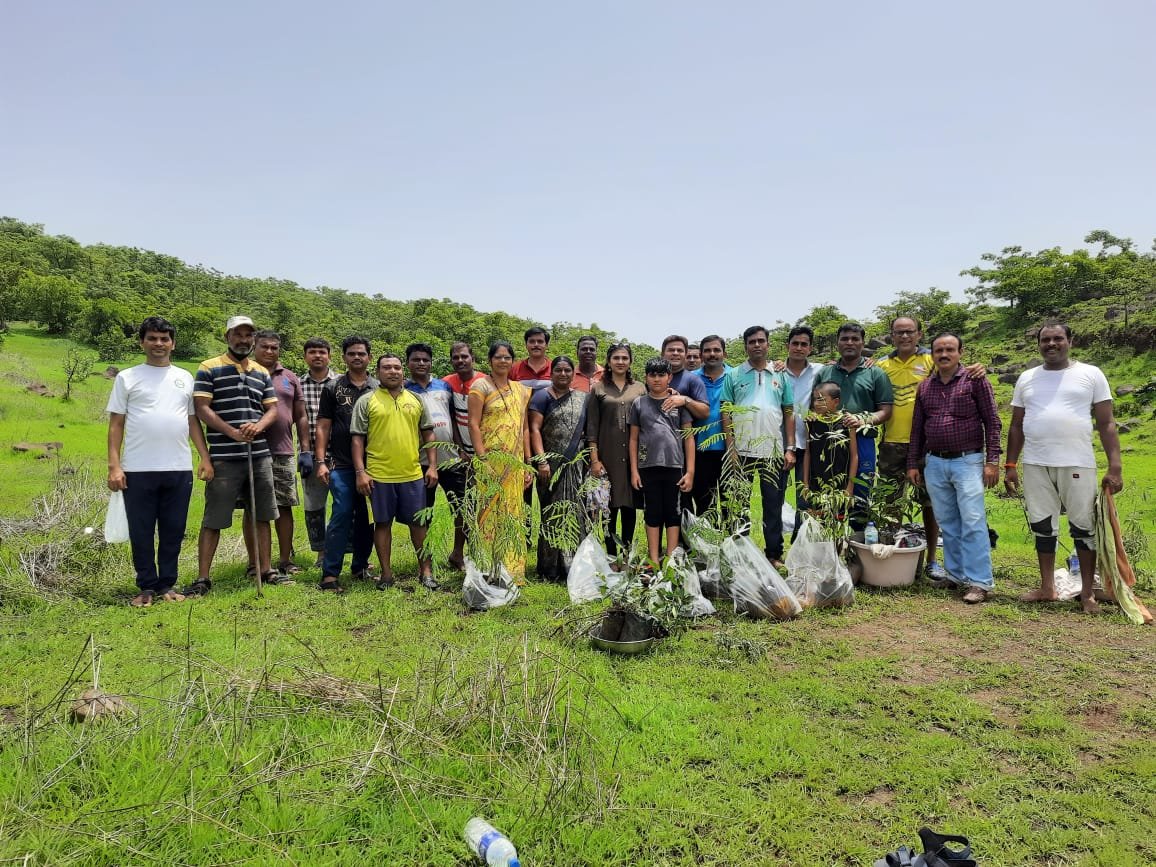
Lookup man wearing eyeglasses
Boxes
[876,315,987,580]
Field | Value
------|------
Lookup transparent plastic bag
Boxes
[462,560,520,610]
[567,533,613,603]
[104,491,130,544]
[721,534,801,621]
[668,547,716,618]
[785,515,854,609]
[682,509,721,567]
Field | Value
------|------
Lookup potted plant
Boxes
[590,549,692,653]
[847,472,926,588]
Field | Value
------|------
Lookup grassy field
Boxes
[0,327,1153,866]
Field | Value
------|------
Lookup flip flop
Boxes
[130,590,154,608]
[319,578,345,594]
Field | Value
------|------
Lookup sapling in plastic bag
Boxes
[721,534,801,621]
[668,547,716,618]
[462,560,520,610]
[567,532,613,603]
[785,515,854,609]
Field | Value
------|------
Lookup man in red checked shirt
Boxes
[907,332,1001,604]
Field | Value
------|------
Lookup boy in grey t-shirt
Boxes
[629,358,695,566]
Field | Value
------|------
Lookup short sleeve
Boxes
[318,381,337,421]
[107,373,129,414]
[349,393,371,436]
[627,398,641,427]
[193,363,214,399]
[779,373,794,408]
[418,399,434,431]
[1010,373,1026,409]
[260,372,276,407]
[720,372,735,404]
[1091,366,1112,403]
[873,368,895,405]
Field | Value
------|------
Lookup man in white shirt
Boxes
[1005,321,1123,613]
[107,316,213,606]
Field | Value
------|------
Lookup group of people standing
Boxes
[107,313,1124,614]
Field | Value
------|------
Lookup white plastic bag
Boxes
[668,548,716,618]
[721,534,801,621]
[462,560,520,610]
[785,515,854,609]
[104,491,130,544]
[567,533,613,603]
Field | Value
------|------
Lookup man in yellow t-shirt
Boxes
[351,354,439,590]
[875,317,943,579]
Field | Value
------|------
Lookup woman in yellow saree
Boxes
[468,341,533,581]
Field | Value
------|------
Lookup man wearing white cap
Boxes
[187,316,280,595]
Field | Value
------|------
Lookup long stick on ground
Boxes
[247,441,263,598]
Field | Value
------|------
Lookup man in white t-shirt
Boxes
[1005,321,1123,613]
[107,316,213,607]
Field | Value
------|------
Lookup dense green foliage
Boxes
[0,217,650,374]
[6,217,1156,375]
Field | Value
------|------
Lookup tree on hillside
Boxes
[21,272,86,334]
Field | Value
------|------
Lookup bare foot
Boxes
[447,555,466,571]
[1019,588,1059,603]
[129,591,154,607]
[1080,597,1102,615]
[160,591,186,603]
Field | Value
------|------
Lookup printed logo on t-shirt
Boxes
[174,379,186,390]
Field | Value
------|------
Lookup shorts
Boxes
[203,458,277,529]
[640,465,683,528]
[271,454,298,507]
[1023,464,1098,551]
[369,478,426,526]
[877,441,931,508]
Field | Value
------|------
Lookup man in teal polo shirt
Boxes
[722,325,795,567]
[814,322,893,528]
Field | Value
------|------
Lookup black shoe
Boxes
[182,579,211,597]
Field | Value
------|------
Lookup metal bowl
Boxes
[589,625,658,655]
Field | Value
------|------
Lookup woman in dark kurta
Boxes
[586,343,645,559]
[528,356,589,580]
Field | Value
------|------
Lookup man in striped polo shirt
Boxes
[188,316,279,596]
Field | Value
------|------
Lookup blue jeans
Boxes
[923,453,993,589]
[322,467,373,578]
[123,470,193,593]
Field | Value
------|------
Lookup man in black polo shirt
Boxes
[314,336,378,592]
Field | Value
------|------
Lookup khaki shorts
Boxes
[203,458,278,529]
[271,454,299,507]
[1023,464,1097,550]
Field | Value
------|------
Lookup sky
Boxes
[3,1,1155,346]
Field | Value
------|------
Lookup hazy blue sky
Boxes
[4,1,1154,345]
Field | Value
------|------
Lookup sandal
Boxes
[319,577,345,594]
[245,563,257,579]
[874,846,920,867]
[264,570,295,586]
[918,828,975,867]
[278,562,303,575]
[130,590,154,608]
[183,580,211,597]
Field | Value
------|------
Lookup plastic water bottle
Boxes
[1068,553,1081,575]
[863,522,879,545]
[464,817,521,867]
